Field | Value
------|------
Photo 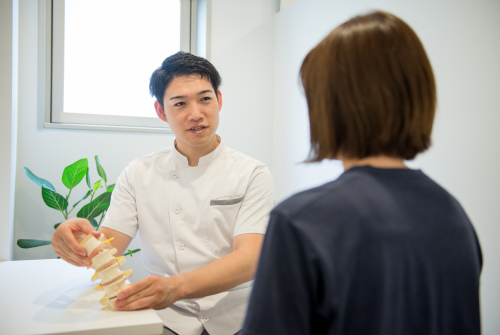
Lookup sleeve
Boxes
[100,162,139,238]
[233,164,275,237]
[241,212,319,335]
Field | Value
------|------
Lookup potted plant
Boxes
[17,156,139,258]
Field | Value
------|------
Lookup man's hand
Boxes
[114,275,181,311]
[52,218,100,267]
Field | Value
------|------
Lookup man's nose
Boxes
[188,103,203,121]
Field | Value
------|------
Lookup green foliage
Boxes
[89,218,99,229]
[77,192,111,220]
[93,179,102,191]
[24,167,56,192]
[62,158,88,190]
[95,156,108,188]
[17,239,52,249]
[124,249,140,257]
[41,186,68,212]
[86,168,91,188]
[18,157,141,257]
[72,190,92,209]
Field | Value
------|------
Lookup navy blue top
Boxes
[242,166,482,335]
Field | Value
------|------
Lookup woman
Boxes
[241,11,481,335]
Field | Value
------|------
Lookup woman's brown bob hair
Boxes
[301,11,436,161]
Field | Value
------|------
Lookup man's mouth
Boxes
[189,126,207,131]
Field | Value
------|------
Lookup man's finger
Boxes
[59,225,87,257]
[59,236,81,260]
[56,238,80,263]
[117,277,152,300]
[118,288,151,307]
[90,229,101,238]
[54,241,88,267]
[116,295,156,311]
[59,237,89,266]
[79,220,100,236]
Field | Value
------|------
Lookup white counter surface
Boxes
[0,259,163,335]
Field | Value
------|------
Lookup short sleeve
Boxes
[233,165,275,237]
[241,212,319,335]
[100,162,139,238]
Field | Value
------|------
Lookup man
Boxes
[52,52,275,335]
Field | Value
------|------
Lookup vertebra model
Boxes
[79,234,133,310]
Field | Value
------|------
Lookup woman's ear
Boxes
[154,100,168,123]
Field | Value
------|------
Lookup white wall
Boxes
[12,0,278,282]
[280,0,299,10]
[209,0,279,168]
[273,1,345,202]
[274,0,500,333]
[0,0,17,262]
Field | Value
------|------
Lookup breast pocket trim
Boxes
[210,195,244,206]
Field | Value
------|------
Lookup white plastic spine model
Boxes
[78,234,133,310]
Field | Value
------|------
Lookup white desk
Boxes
[0,259,163,335]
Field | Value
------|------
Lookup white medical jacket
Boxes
[101,138,275,335]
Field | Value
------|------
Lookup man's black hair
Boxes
[149,51,222,107]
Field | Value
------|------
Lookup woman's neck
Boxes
[341,155,408,171]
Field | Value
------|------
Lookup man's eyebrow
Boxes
[170,95,186,100]
[169,90,214,100]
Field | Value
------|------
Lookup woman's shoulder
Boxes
[272,171,360,221]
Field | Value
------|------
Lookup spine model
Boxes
[79,234,133,310]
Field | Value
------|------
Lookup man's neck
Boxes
[175,136,220,167]
[342,155,407,171]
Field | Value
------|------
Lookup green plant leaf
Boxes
[62,158,88,190]
[123,249,140,257]
[72,190,92,208]
[42,186,69,211]
[89,218,99,229]
[24,167,56,192]
[76,192,111,219]
[86,168,91,189]
[54,222,63,229]
[106,184,115,193]
[17,239,51,249]
[93,179,102,191]
[95,156,107,187]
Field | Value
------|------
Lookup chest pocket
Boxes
[210,195,244,206]
[210,195,244,233]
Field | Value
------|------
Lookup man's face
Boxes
[155,75,222,152]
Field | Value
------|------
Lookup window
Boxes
[38,0,207,132]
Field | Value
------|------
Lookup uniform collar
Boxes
[173,135,224,168]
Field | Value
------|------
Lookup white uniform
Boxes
[101,137,275,335]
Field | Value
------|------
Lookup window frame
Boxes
[38,0,205,133]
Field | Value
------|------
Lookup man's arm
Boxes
[99,227,133,256]
[114,232,264,311]
[176,233,264,298]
